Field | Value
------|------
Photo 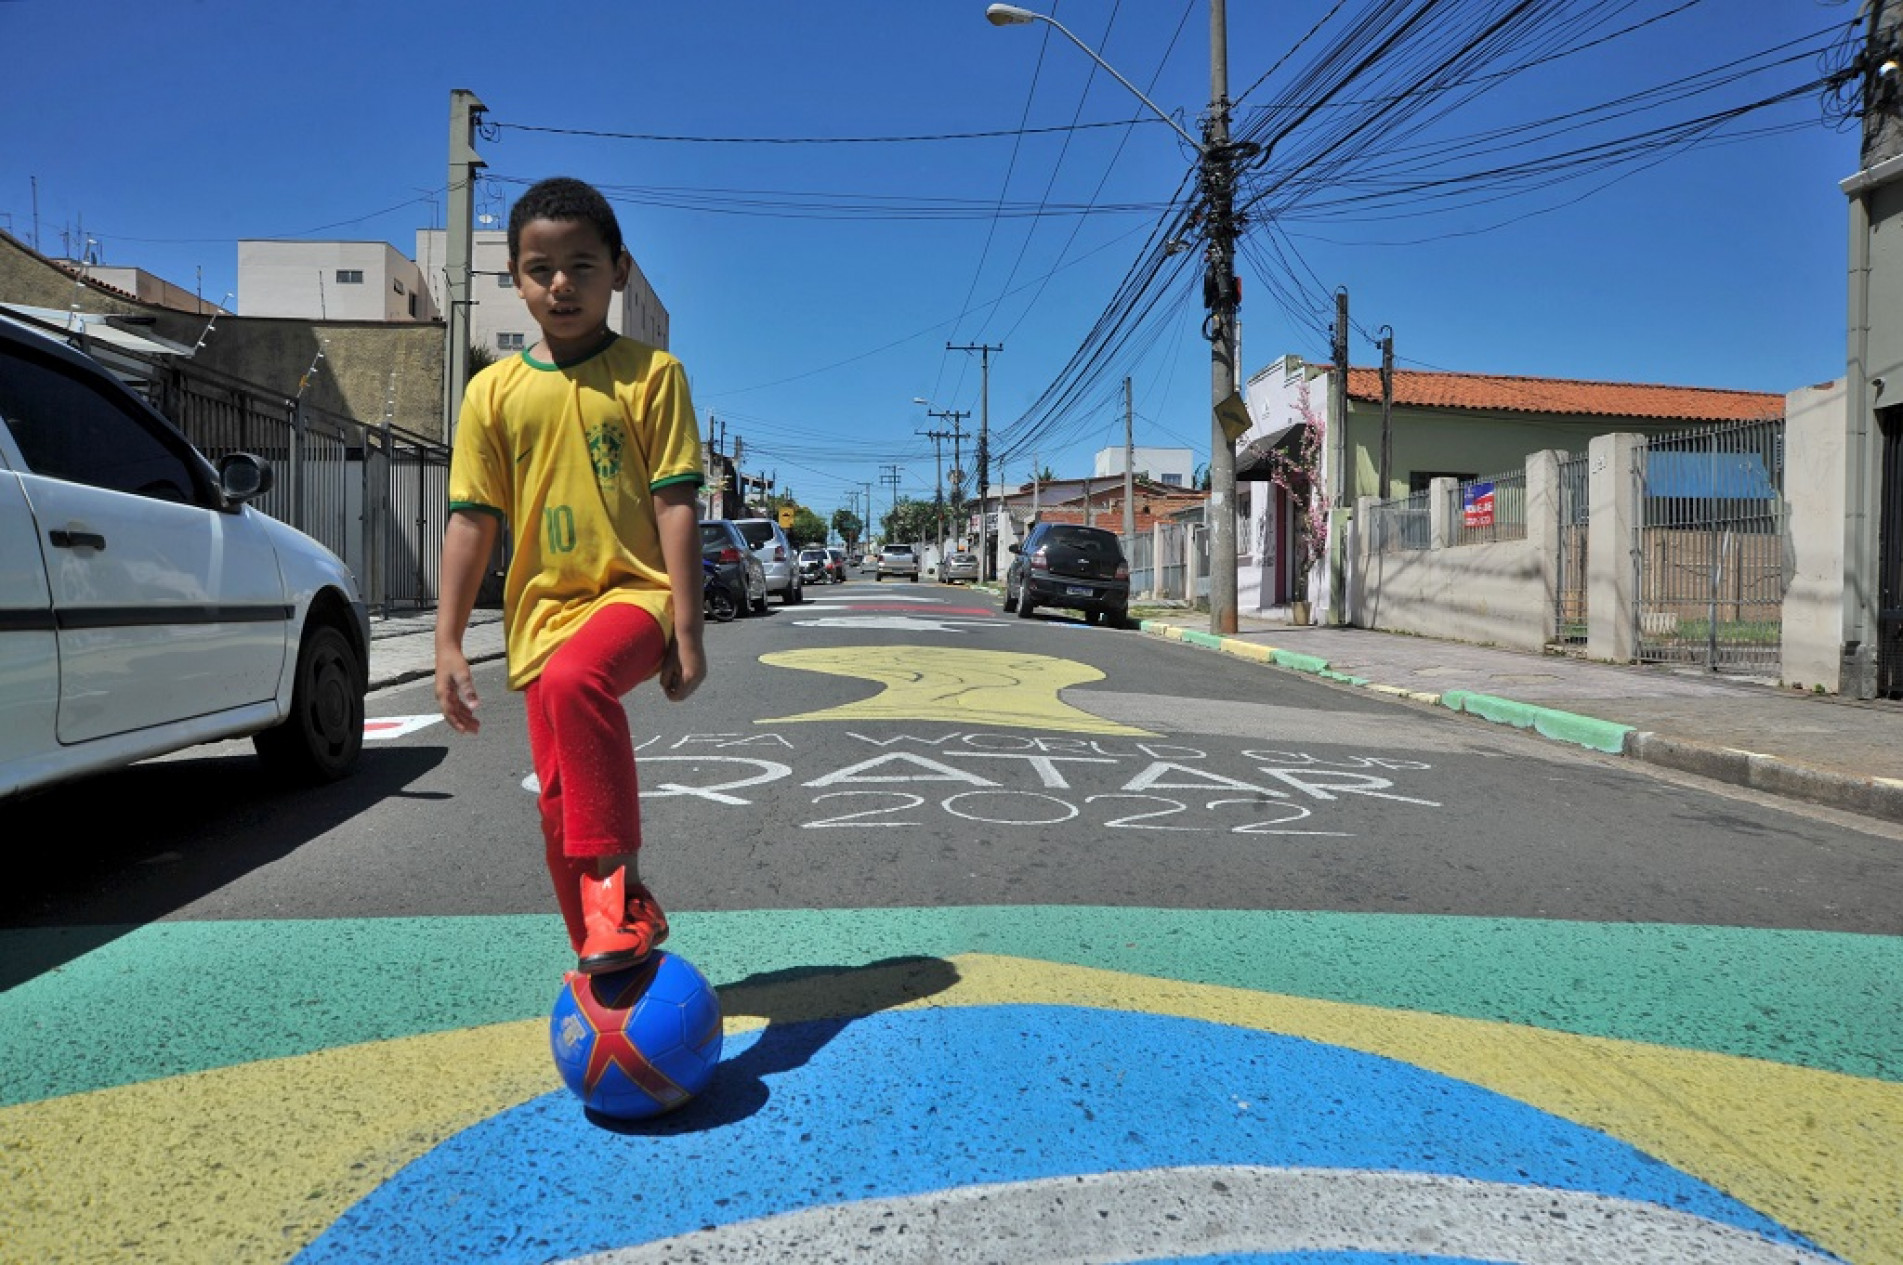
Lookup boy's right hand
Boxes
[435,648,482,734]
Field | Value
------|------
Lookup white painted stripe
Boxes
[361,715,442,740]
[562,1166,1832,1264]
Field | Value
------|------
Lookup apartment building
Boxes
[238,241,437,322]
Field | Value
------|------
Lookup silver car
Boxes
[941,551,979,583]
[876,544,920,581]
[732,518,803,605]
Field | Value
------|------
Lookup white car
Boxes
[0,316,370,800]
[876,545,920,581]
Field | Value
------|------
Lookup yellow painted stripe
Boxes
[3,954,1894,1265]
[1220,640,1276,663]
[757,646,1154,735]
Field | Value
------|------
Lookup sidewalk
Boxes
[1136,607,1903,826]
[361,605,1902,827]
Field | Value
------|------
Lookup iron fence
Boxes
[1368,489,1432,553]
[146,356,450,613]
[1451,467,1527,546]
[1633,416,1786,673]
[1553,452,1589,650]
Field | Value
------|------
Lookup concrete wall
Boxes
[1780,379,1849,691]
[1351,462,1555,654]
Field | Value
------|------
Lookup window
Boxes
[336,269,364,284]
[1161,473,1183,486]
[392,279,406,295]
[407,293,418,318]
[497,332,525,351]
[0,345,203,503]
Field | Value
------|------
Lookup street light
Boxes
[986,2,1243,635]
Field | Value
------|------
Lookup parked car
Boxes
[941,551,979,584]
[1004,523,1130,626]
[876,544,920,581]
[826,547,849,583]
[700,519,768,616]
[858,552,879,574]
[0,314,371,799]
[797,547,830,586]
[732,517,802,604]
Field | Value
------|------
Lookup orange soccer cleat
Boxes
[577,867,670,975]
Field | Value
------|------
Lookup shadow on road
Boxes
[589,955,962,1135]
[0,745,449,990]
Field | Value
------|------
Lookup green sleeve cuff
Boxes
[448,501,506,519]
[651,472,706,492]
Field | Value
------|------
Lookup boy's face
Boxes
[509,216,631,359]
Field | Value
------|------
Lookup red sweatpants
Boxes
[523,603,668,954]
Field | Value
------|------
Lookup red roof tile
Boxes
[1338,367,1782,423]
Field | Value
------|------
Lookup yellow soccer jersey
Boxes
[449,336,704,689]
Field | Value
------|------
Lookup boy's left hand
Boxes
[659,635,706,702]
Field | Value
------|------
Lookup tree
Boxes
[468,342,497,374]
[787,506,828,547]
[879,496,937,546]
[1268,381,1330,602]
[831,508,864,550]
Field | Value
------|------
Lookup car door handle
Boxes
[49,529,106,551]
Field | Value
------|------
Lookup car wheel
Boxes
[708,585,737,622]
[1001,586,1017,613]
[1017,592,1036,619]
[875,573,884,582]
[784,577,803,605]
[254,621,364,782]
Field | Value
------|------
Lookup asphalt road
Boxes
[4,581,1900,1264]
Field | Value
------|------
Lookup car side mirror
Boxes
[218,452,275,503]
[1007,543,1021,554]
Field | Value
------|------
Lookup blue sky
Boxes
[1,1,1864,526]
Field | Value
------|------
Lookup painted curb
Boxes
[1439,690,1634,755]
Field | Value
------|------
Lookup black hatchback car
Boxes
[1004,522,1130,626]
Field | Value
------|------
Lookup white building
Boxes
[415,229,670,357]
[237,241,437,322]
[1090,445,1193,486]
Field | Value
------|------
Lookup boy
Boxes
[435,176,706,975]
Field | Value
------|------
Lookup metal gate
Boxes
[1879,407,1902,698]
[1633,417,1785,674]
[1552,452,1588,651]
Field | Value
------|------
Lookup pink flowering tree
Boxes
[1267,382,1329,602]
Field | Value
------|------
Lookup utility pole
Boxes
[879,465,904,543]
[1123,376,1137,554]
[1378,326,1394,497]
[924,408,968,562]
[948,342,1002,579]
[1203,0,1243,635]
[445,88,486,437]
[1330,288,1351,624]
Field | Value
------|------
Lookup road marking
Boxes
[362,715,441,740]
[573,1166,1838,1264]
[759,646,1154,736]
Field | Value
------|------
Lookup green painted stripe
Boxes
[3,909,1896,1106]
[1441,689,1634,754]
[1271,649,1331,674]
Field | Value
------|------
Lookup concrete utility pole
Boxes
[924,408,969,563]
[1123,376,1137,553]
[949,342,1002,578]
[880,465,904,541]
[1378,326,1394,498]
[1330,288,1351,623]
[445,89,487,438]
[1203,0,1242,636]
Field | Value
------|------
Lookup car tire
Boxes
[1001,587,1017,613]
[784,578,803,605]
[876,573,884,582]
[254,621,364,783]
[708,585,737,623]
[1017,592,1036,619]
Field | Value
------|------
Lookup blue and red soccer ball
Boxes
[549,951,723,1119]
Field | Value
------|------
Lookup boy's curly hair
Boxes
[507,177,624,261]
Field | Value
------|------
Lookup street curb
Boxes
[1135,618,1899,824]
[1623,733,1903,825]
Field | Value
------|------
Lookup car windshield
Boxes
[735,522,777,548]
[800,550,826,561]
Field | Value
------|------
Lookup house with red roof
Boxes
[1236,354,1786,620]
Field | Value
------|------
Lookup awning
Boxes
[0,304,194,357]
[1235,423,1299,481]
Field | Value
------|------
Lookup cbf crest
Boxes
[586,420,626,484]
